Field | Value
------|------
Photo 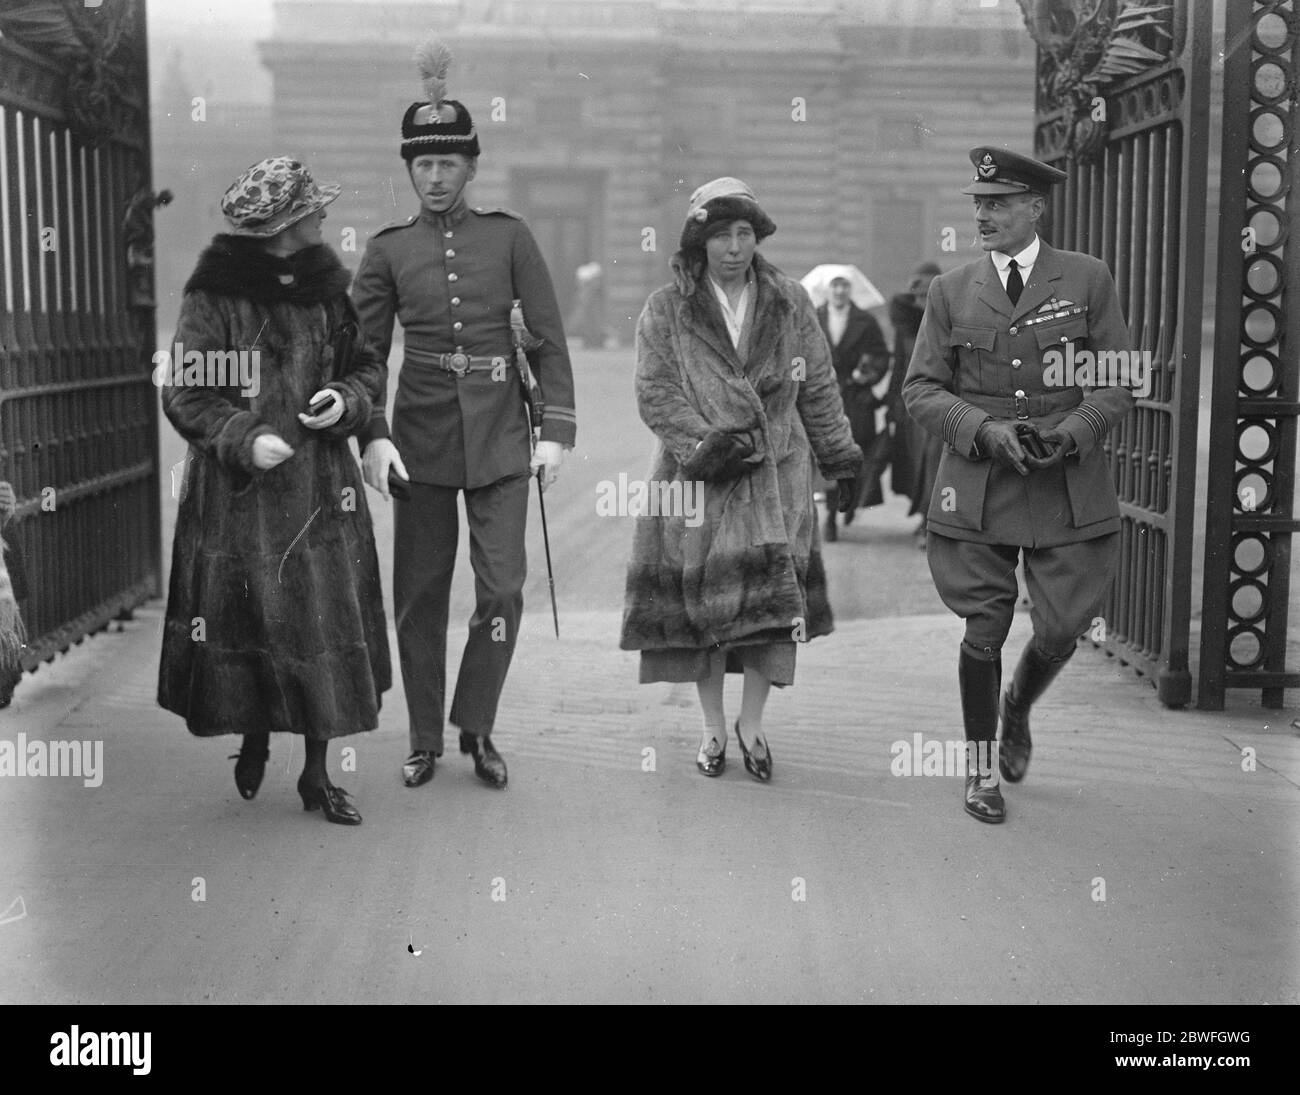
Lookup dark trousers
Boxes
[394,473,529,753]
[927,532,1119,657]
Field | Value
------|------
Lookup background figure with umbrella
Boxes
[802,264,891,541]
[886,261,944,546]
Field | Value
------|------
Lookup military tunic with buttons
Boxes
[352,200,576,484]
[902,240,1134,547]
[351,194,575,751]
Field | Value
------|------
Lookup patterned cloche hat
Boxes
[678,177,776,252]
[961,147,1068,196]
[220,156,340,238]
[400,39,480,162]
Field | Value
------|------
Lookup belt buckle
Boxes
[1014,389,1029,420]
[448,351,470,377]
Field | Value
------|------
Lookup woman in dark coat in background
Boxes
[620,178,861,782]
[888,262,943,545]
[157,157,391,825]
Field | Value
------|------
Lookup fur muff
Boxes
[681,428,762,483]
[619,252,861,655]
[157,237,392,738]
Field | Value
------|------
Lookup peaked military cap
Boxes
[961,147,1068,196]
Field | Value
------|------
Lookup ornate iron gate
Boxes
[0,0,161,670]
[1199,0,1298,710]
[1023,0,1211,707]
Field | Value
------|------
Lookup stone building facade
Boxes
[257,0,1037,341]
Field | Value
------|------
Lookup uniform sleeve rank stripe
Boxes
[543,407,577,420]
[1021,304,1088,328]
[1076,403,1107,439]
[943,402,974,445]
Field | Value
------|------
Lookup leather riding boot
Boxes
[958,644,1005,824]
[999,642,1075,783]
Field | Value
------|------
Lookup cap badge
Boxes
[977,153,998,179]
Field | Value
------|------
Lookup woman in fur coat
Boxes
[0,480,26,708]
[157,157,391,825]
[620,178,862,782]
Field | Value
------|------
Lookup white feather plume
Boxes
[415,38,453,103]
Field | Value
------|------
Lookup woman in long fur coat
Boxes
[157,157,391,825]
[0,480,25,708]
[620,178,862,782]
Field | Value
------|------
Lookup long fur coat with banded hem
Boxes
[156,236,391,738]
[620,252,862,653]
[0,532,24,673]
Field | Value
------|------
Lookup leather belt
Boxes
[963,389,1082,420]
[405,346,509,376]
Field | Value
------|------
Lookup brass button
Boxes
[1015,388,1026,397]
[1060,335,1069,342]
[448,273,458,282]
[446,249,455,258]
[1011,358,1022,368]
[453,321,463,331]
[451,297,460,306]
[1009,325,1018,335]
[444,231,453,238]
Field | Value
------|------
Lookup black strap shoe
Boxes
[460,732,508,789]
[402,750,437,788]
[297,776,362,825]
[229,733,270,800]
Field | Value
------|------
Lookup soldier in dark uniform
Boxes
[353,45,576,790]
[903,148,1135,824]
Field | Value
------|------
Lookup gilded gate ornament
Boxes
[1016,0,1174,159]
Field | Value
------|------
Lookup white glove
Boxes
[529,440,565,491]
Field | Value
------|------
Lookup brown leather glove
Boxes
[975,419,1028,477]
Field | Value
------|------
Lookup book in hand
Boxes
[307,391,337,417]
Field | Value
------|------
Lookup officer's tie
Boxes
[1005,258,1023,305]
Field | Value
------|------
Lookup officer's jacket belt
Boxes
[962,389,1082,420]
[404,345,509,373]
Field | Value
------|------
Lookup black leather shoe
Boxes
[460,732,507,789]
[229,734,270,800]
[964,770,1006,823]
[402,750,437,788]
[297,776,362,825]
[696,736,726,777]
[734,719,772,782]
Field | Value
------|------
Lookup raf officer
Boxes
[903,147,1135,824]
[353,46,576,790]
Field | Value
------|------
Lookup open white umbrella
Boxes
[801,264,885,311]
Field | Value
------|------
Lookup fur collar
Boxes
[676,251,794,367]
[184,235,352,305]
